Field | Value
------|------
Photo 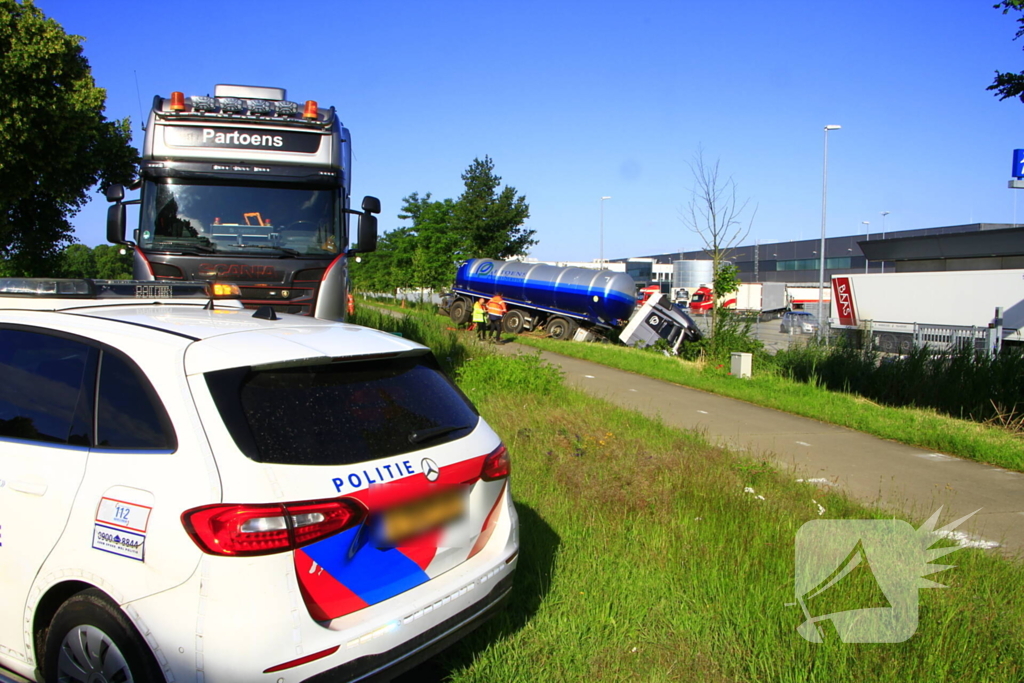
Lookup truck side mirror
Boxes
[356,212,377,253]
[351,196,379,253]
[361,196,381,214]
[107,203,127,245]
[105,184,125,203]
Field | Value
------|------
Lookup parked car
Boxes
[780,310,820,334]
[0,279,517,683]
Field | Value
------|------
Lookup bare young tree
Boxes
[680,147,756,336]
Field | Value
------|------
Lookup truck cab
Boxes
[106,84,379,321]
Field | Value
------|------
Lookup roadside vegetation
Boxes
[350,305,1024,683]
[359,299,1024,472]
[514,332,1024,473]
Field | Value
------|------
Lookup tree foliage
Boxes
[988,0,1024,102]
[0,0,139,276]
[351,157,533,294]
[453,156,534,259]
[679,147,755,337]
[58,243,133,279]
[714,262,741,299]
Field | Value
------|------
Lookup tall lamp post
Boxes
[880,211,890,273]
[862,221,870,273]
[818,125,841,334]
[600,196,611,264]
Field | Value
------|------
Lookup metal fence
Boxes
[857,319,1015,356]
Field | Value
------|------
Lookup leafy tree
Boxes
[353,158,535,295]
[403,194,463,292]
[55,243,131,279]
[453,156,534,259]
[679,147,756,338]
[989,0,1024,102]
[60,243,97,278]
[93,244,132,279]
[0,0,139,276]
[714,263,741,301]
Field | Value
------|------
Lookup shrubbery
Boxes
[773,338,1024,423]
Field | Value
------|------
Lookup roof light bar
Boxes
[0,278,93,297]
[216,97,245,114]
[191,95,217,112]
[274,100,299,116]
[246,98,273,114]
[0,279,242,301]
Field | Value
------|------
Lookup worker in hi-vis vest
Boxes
[486,294,507,342]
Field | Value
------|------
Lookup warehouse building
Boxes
[615,223,1024,288]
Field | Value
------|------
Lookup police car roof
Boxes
[0,280,428,373]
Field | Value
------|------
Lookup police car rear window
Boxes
[205,353,479,465]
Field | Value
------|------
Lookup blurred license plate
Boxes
[382,488,465,543]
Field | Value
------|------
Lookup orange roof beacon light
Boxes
[170,91,186,111]
[303,100,318,120]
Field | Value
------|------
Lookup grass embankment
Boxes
[351,307,1024,683]
[359,300,1024,471]
[510,334,1024,473]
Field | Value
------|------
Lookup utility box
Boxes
[730,352,752,379]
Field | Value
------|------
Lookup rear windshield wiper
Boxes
[408,424,472,444]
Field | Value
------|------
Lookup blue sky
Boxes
[38,0,1024,262]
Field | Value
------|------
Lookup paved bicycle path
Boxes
[490,340,1024,555]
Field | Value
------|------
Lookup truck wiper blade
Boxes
[235,244,302,256]
[152,241,217,254]
[408,424,471,444]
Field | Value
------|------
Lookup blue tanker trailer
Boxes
[441,259,701,347]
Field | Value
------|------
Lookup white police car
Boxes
[0,279,517,683]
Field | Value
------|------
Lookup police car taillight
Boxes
[181,498,366,557]
[481,443,510,481]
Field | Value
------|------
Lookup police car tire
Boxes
[44,589,165,683]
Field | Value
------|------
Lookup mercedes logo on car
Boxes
[421,457,440,482]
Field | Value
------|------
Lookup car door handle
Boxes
[8,480,47,496]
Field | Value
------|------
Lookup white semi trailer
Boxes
[830,270,1024,353]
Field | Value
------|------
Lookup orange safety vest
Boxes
[486,297,507,317]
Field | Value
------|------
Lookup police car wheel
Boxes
[44,589,164,683]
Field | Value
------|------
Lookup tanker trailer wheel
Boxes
[502,310,527,334]
[547,317,577,341]
[898,336,914,354]
[449,299,471,326]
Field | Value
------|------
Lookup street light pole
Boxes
[600,196,611,264]
[818,125,841,334]
[880,211,890,274]
[862,221,870,273]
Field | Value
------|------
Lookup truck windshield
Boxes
[139,181,341,257]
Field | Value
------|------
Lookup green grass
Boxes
[351,305,1024,682]
[508,334,1024,472]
